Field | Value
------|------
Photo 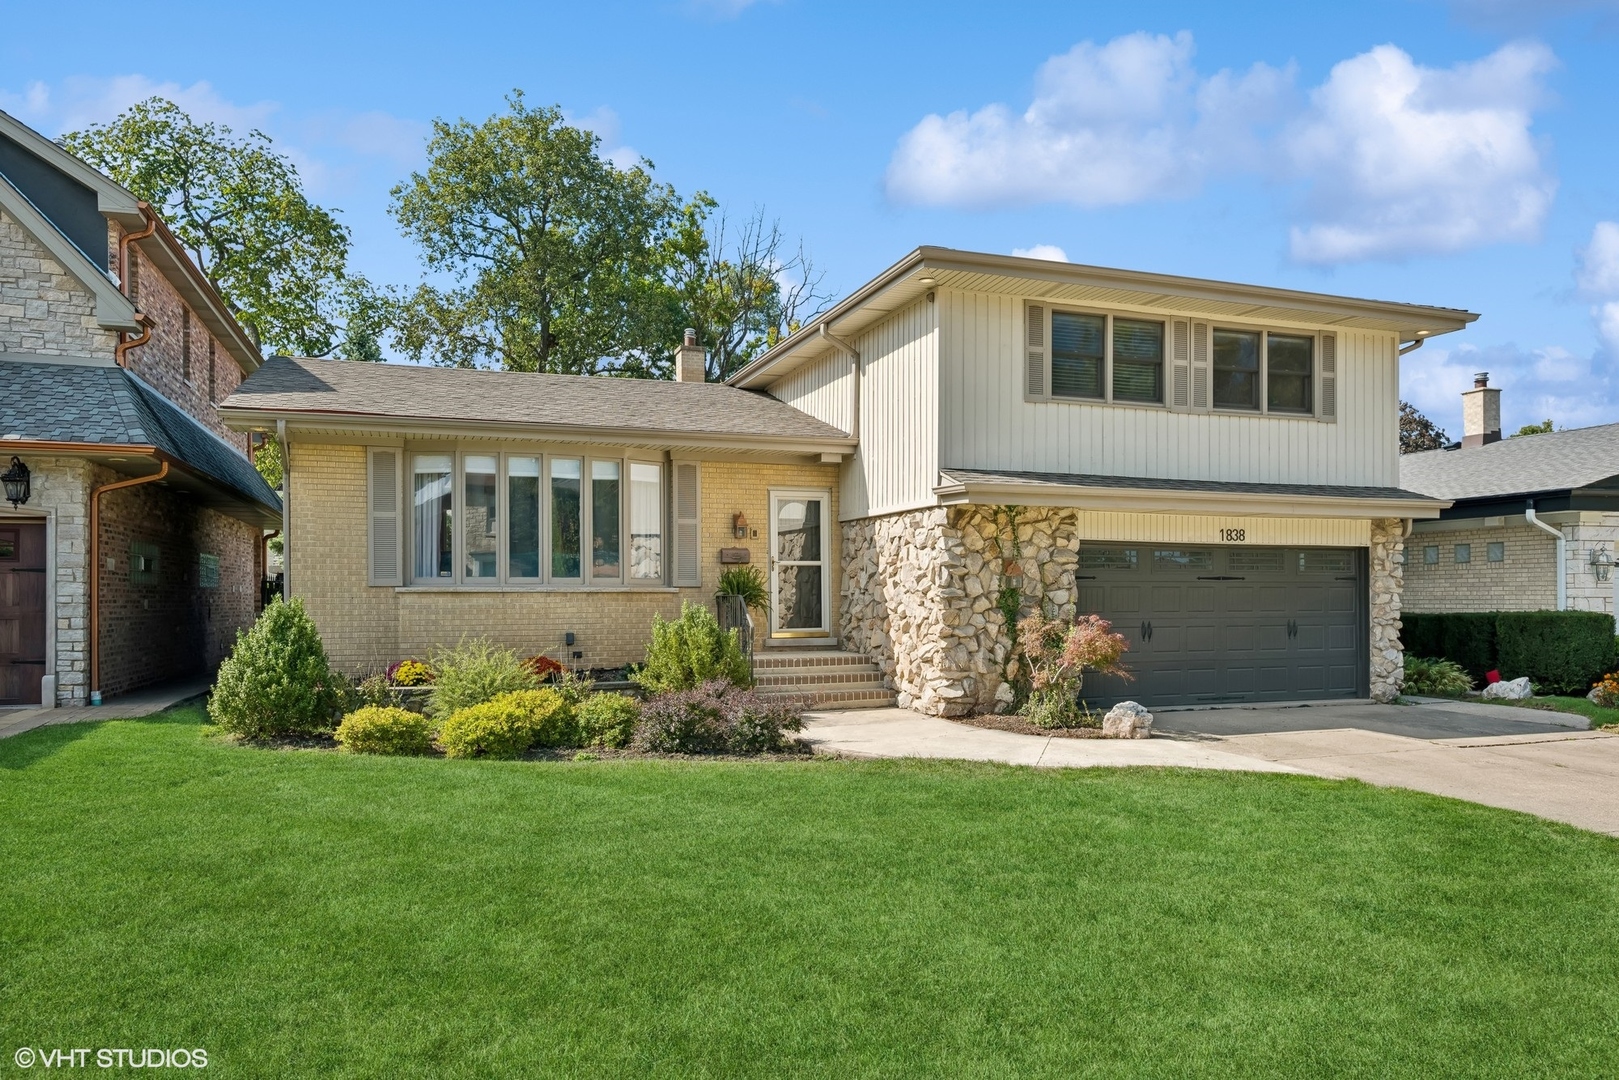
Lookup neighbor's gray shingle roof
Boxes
[939,467,1437,502]
[0,360,280,512]
[1400,422,1619,501]
[222,356,854,444]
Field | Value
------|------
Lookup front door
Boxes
[0,522,47,706]
[769,492,829,638]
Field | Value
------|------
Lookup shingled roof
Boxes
[0,359,280,515]
[1400,422,1619,501]
[222,356,854,448]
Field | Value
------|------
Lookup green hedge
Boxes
[1403,610,1616,695]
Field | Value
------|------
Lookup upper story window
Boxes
[1043,309,1164,406]
[406,450,663,588]
[1212,329,1313,414]
[1112,319,1163,404]
[1051,312,1104,399]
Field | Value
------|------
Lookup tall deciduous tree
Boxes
[1399,401,1449,453]
[60,98,363,357]
[389,92,688,375]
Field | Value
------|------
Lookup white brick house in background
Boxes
[1403,374,1619,615]
[727,249,1475,710]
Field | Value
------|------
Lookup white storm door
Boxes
[769,491,829,638]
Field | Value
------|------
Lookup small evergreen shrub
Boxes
[1400,613,1498,681]
[437,689,574,759]
[577,692,640,749]
[633,603,752,695]
[427,638,539,719]
[334,706,434,755]
[209,597,345,737]
[634,681,803,754]
[1402,656,1473,697]
[1496,611,1616,695]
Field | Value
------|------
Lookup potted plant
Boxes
[715,565,769,661]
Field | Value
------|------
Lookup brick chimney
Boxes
[1461,372,1501,448]
[674,328,705,383]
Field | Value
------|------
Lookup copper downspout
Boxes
[88,460,170,702]
[114,203,159,369]
[114,312,155,368]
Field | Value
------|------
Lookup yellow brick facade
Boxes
[288,443,841,673]
[1403,522,1556,613]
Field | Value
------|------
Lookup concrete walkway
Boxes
[0,677,209,740]
[802,701,1619,836]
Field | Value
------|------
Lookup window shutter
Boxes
[1320,333,1337,421]
[1024,303,1047,400]
[367,448,401,586]
[1170,319,1191,409]
[1191,321,1211,410]
[673,461,701,587]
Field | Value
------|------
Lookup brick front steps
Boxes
[753,650,896,709]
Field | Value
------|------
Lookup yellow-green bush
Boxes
[334,706,434,756]
[437,689,576,759]
[577,692,640,749]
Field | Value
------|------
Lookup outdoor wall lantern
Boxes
[1,456,31,507]
[1589,545,1612,582]
[733,512,749,540]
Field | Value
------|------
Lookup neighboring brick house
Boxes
[1402,373,1619,616]
[0,110,279,706]
[222,249,1473,711]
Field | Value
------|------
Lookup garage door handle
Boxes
[1140,620,1153,642]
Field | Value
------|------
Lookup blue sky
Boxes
[6,0,1619,437]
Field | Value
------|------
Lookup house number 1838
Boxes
[1218,528,1247,542]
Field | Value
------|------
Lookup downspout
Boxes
[1398,337,1426,357]
[88,459,170,704]
[819,323,861,442]
[1526,502,1566,611]
[277,420,290,600]
[114,313,155,368]
[114,203,159,368]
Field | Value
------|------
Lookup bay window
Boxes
[401,449,667,588]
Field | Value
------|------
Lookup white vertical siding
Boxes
[772,351,853,435]
[938,291,1402,487]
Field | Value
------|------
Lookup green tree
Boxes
[1513,419,1555,436]
[1399,401,1449,454]
[60,98,365,357]
[389,92,690,375]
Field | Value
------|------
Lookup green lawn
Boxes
[1492,693,1619,729]
[2,705,1616,1078]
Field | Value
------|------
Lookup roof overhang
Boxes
[933,472,1451,521]
[217,406,858,459]
[0,109,144,223]
[131,213,264,374]
[0,173,139,332]
[731,246,1480,390]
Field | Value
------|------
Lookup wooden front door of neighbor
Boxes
[0,522,47,706]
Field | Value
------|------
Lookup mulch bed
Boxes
[955,714,1113,739]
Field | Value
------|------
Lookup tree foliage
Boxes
[1513,419,1555,437]
[389,92,830,377]
[1399,401,1450,454]
[60,98,366,358]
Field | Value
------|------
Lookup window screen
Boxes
[1112,319,1163,403]
[1051,311,1105,399]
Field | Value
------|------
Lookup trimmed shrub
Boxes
[577,692,641,749]
[437,689,575,759]
[334,706,434,756]
[209,597,345,737]
[1401,613,1498,682]
[427,638,539,719]
[1402,656,1473,697]
[1496,611,1616,695]
[634,681,803,755]
[633,602,752,695]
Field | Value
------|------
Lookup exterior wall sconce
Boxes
[1590,546,1612,582]
[1,456,31,507]
[733,512,749,540]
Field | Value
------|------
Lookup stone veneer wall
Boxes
[5,458,94,705]
[844,508,1410,715]
[0,209,117,358]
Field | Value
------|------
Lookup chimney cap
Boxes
[683,328,697,347]
[1474,372,1490,388]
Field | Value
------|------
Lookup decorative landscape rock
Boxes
[1483,676,1533,700]
[1102,701,1153,739]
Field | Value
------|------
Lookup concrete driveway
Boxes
[802,699,1619,836]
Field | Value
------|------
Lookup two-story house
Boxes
[220,248,1472,713]
[0,110,281,707]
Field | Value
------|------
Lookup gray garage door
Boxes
[1071,544,1367,708]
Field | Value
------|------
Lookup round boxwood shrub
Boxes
[334,706,434,756]
[577,692,640,749]
[438,688,575,759]
[209,597,345,738]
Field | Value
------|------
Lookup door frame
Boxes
[767,488,833,641]
[0,507,54,707]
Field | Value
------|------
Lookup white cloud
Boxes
[1403,341,1617,433]
[566,106,641,171]
[885,32,1293,209]
[1284,42,1557,263]
[0,74,278,135]
[1577,221,1619,297]
[1012,244,1069,261]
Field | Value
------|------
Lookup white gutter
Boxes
[1525,505,1565,610]
[819,323,861,442]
